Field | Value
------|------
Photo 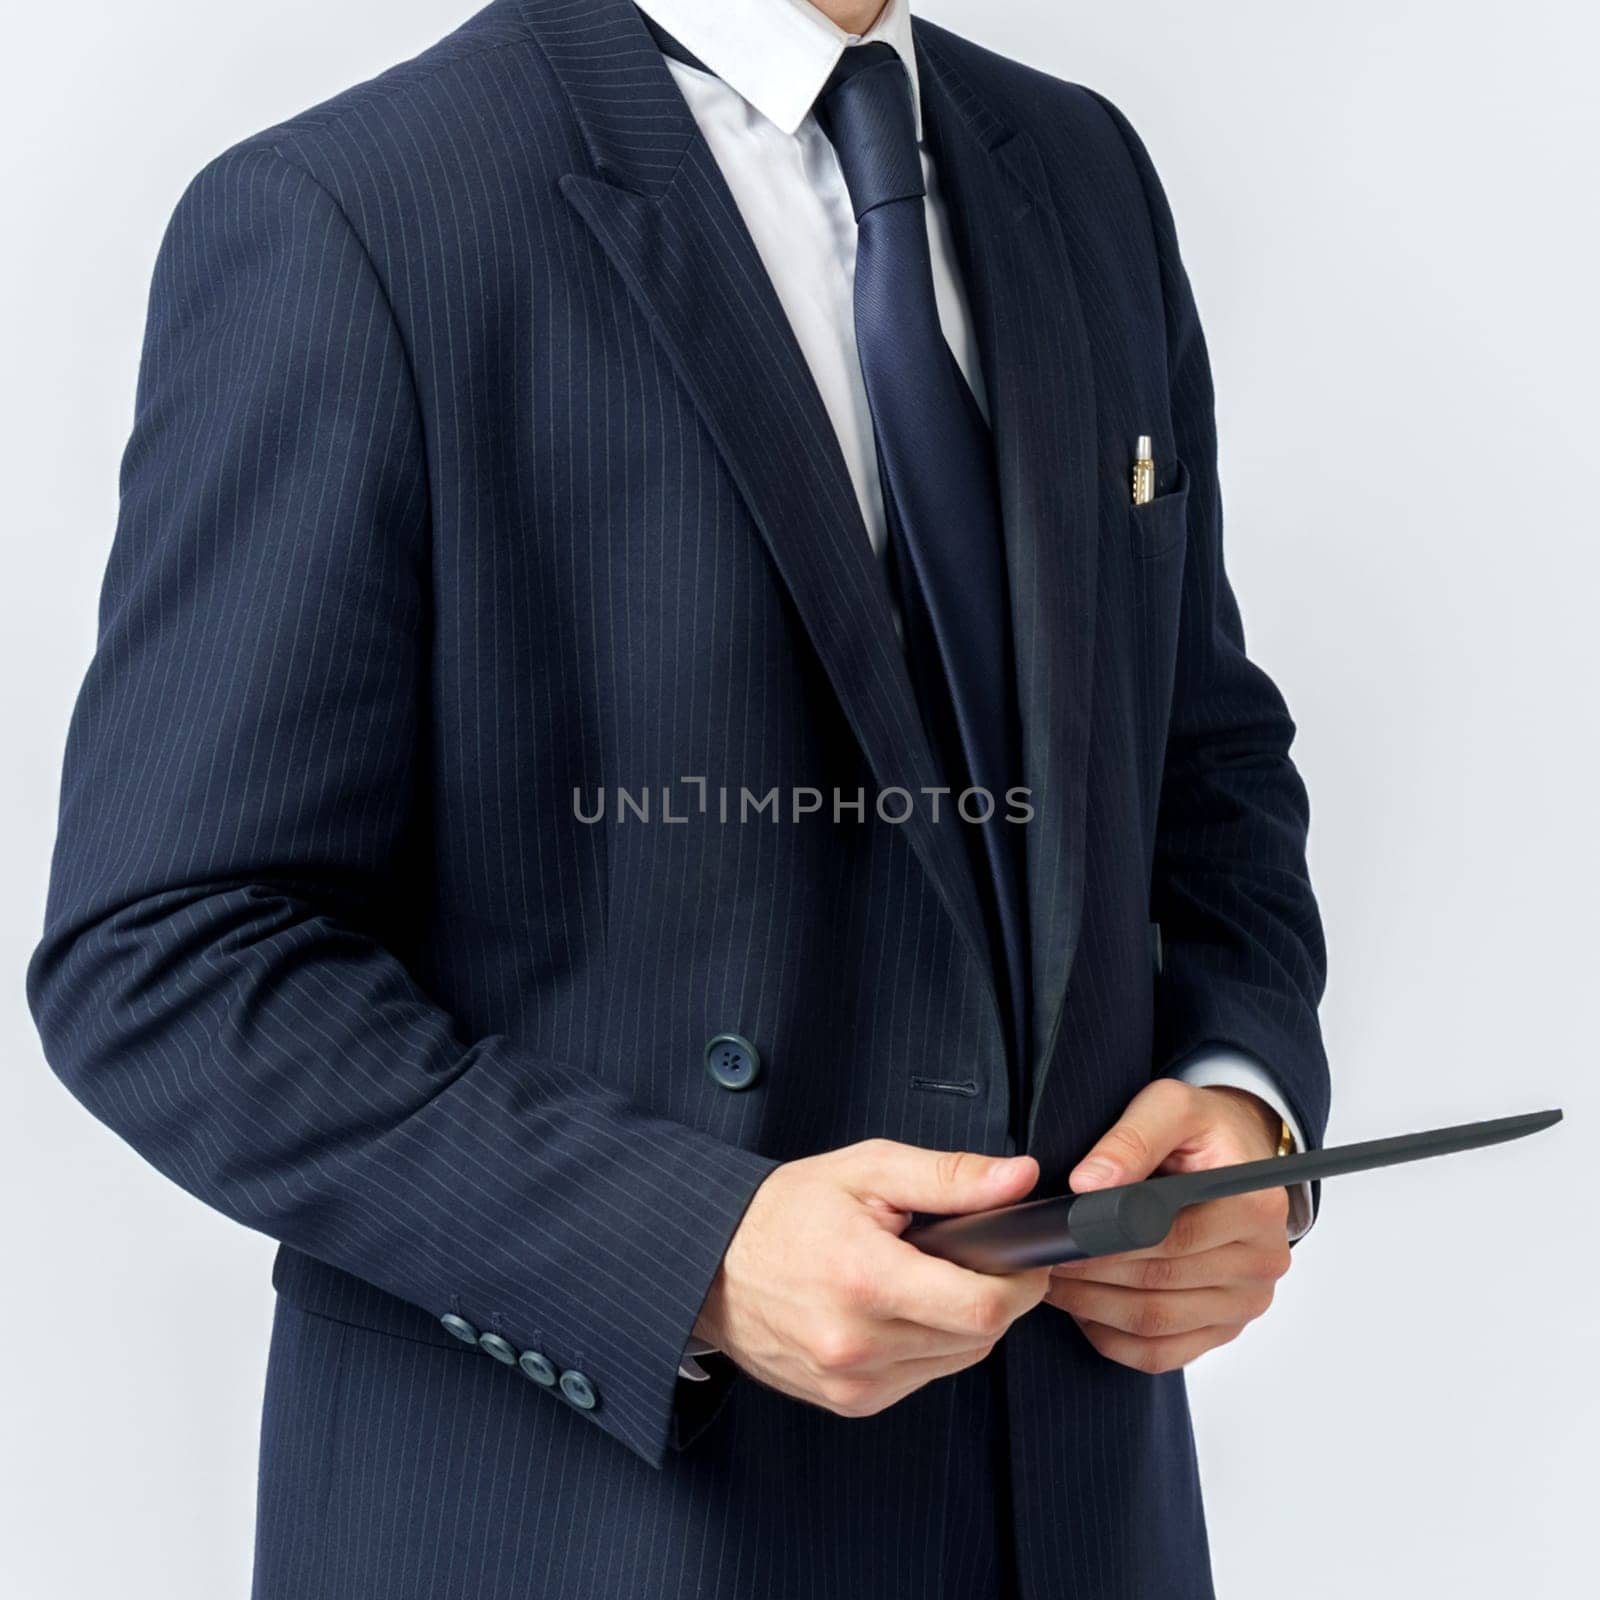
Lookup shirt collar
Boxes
[634,0,923,140]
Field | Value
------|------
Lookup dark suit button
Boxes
[1150,921,1164,976]
[705,1032,761,1091]
[478,1332,518,1365]
[440,1313,480,1345]
[559,1369,599,1410]
[519,1349,558,1387]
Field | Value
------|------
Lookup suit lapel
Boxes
[916,28,1103,1126]
[528,0,997,1019]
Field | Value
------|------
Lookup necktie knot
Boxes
[812,44,925,221]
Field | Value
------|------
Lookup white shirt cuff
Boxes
[1173,1047,1314,1240]
[678,1336,719,1381]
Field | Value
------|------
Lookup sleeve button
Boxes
[519,1349,558,1387]
[439,1313,480,1345]
[478,1332,518,1365]
[559,1369,599,1410]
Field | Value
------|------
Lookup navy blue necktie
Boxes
[647,24,1031,1110]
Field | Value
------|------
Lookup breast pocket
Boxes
[1128,458,1190,561]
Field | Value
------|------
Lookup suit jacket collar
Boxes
[523,0,1100,1122]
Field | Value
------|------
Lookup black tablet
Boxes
[904,1108,1563,1272]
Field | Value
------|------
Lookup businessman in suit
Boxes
[29,1,1329,1595]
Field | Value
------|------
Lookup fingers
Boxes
[794,1231,1034,1417]
[1069,1080,1287,1195]
[1048,1238,1292,1293]
[1069,1078,1211,1191]
[1072,1316,1246,1376]
[844,1138,1040,1217]
[1045,1199,1293,1375]
[1045,1276,1275,1338]
[863,1233,1051,1339]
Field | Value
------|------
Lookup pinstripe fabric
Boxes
[28,3,1328,1596]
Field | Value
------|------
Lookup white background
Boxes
[3,2,1595,1595]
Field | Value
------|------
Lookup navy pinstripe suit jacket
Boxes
[29,2,1329,1595]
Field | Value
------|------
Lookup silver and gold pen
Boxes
[1132,435,1155,506]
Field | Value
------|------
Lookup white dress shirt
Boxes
[630,0,1311,1377]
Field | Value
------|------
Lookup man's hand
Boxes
[1045,1080,1292,1374]
[694,1140,1051,1417]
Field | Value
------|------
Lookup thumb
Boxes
[1070,1080,1205,1192]
[850,1140,1039,1216]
